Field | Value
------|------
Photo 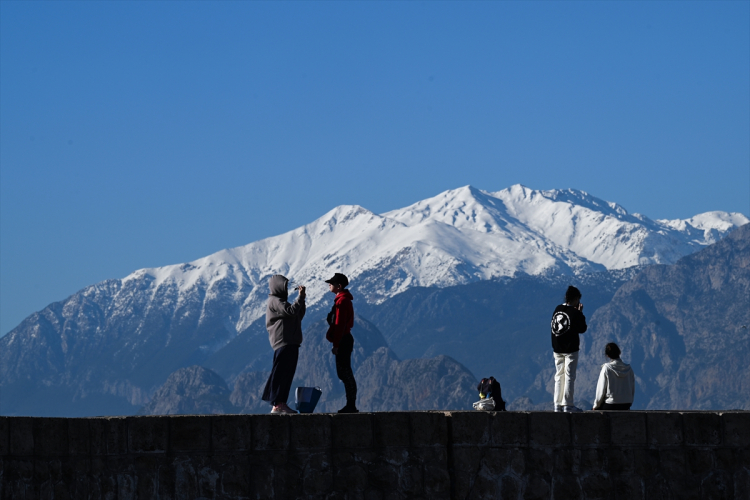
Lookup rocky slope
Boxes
[571,223,750,410]
[142,317,479,414]
[1,185,746,416]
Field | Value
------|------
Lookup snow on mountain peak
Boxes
[118,184,746,336]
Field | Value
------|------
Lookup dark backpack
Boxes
[477,377,506,411]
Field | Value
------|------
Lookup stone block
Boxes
[372,412,410,448]
[572,412,609,446]
[133,455,161,498]
[410,412,448,447]
[170,416,211,452]
[0,417,8,456]
[686,448,715,476]
[449,411,490,446]
[34,418,68,456]
[333,463,369,494]
[611,475,644,500]
[609,412,647,446]
[581,472,611,500]
[252,414,290,451]
[523,473,551,500]
[491,411,528,447]
[10,417,34,456]
[579,449,606,474]
[647,412,683,446]
[529,413,570,447]
[68,419,90,456]
[525,448,553,474]
[367,461,401,491]
[700,470,732,499]
[553,448,580,475]
[644,474,672,499]
[212,415,253,452]
[721,412,750,448]
[127,416,167,454]
[90,417,127,456]
[500,474,521,500]
[683,412,721,446]
[551,474,582,499]
[632,449,660,478]
[451,446,483,475]
[734,468,750,500]
[300,452,332,495]
[332,413,372,449]
[659,449,686,479]
[397,460,424,496]
[481,448,513,476]
[290,414,330,450]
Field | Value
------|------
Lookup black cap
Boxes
[325,273,349,287]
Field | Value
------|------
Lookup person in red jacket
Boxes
[325,273,358,413]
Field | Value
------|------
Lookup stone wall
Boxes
[1,411,748,499]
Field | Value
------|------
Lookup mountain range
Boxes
[1,184,747,416]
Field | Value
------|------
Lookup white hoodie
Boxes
[593,358,635,409]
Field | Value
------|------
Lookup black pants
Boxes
[335,334,357,406]
[262,344,299,406]
[600,402,631,410]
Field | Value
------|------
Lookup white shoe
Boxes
[271,403,297,414]
[564,405,583,413]
[554,405,564,412]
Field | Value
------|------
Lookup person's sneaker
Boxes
[564,405,583,413]
[554,405,564,412]
[337,405,359,414]
[271,403,297,414]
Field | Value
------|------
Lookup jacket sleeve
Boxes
[274,297,305,318]
[593,366,608,409]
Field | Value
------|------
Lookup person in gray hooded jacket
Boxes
[592,343,635,410]
[261,274,306,414]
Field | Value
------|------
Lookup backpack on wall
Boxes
[473,376,506,411]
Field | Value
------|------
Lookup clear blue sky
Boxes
[1,1,749,335]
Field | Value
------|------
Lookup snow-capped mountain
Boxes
[1,184,746,416]
[124,184,748,332]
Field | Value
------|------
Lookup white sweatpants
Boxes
[553,351,579,407]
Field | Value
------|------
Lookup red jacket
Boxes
[326,290,354,348]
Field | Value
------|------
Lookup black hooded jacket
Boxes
[265,274,306,350]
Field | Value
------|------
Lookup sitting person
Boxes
[592,342,635,410]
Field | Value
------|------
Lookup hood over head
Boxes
[606,358,633,378]
[269,274,289,299]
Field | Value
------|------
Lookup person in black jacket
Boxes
[550,285,587,412]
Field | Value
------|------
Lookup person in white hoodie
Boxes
[592,343,635,410]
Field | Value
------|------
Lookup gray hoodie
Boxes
[265,275,306,350]
[593,358,635,409]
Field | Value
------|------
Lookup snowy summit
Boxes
[120,184,747,334]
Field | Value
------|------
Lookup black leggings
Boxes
[336,334,357,406]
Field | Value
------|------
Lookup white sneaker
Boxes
[564,405,583,413]
[271,403,297,414]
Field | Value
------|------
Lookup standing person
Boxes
[324,273,358,413]
[592,343,635,410]
[550,285,587,412]
[262,275,306,414]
